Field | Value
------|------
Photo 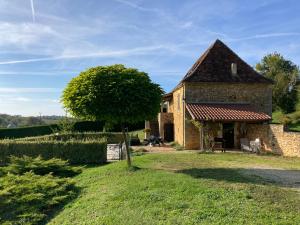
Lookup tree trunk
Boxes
[122,125,131,167]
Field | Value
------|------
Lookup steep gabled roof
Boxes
[181,39,273,84]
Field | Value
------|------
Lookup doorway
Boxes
[223,123,234,148]
[164,123,174,142]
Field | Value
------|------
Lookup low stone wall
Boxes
[247,124,300,157]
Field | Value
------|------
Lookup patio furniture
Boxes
[143,135,163,146]
[250,138,261,153]
[240,138,252,152]
[213,137,225,152]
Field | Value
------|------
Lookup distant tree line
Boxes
[0,114,65,128]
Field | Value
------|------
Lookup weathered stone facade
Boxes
[148,39,279,152]
[169,86,185,145]
[247,124,300,157]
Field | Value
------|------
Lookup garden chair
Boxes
[250,138,261,153]
[240,138,251,152]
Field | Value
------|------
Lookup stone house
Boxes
[146,39,274,150]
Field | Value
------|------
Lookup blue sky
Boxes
[0,0,300,116]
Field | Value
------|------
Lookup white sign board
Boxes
[107,144,121,160]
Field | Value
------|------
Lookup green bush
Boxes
[0,140,107,165]
[3,155,81,177]
[0,121,144,139]
[170,142,183,151]
[288,111,300,124]
[0,124,58,139]
[0,156,80,225]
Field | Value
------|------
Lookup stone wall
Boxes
[185,83,272,116]
[247,124,300,157]
[172,86,185,145]
[184,115,200,149]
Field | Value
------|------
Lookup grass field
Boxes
[48,152,300,225]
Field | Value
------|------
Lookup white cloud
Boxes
[0,22,57,47]
[0,88,60,93]
[0,70,79,76]
[14,97,32,102]
[227,32,300,42]
[113,0,161,13]
[30,0,35,22]
[0,45,170,65]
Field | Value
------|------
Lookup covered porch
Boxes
[185,103,272,151]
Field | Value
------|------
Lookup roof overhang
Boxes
[186,103,271,122]
[162,92,173,101]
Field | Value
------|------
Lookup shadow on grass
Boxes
[176,168,300,188]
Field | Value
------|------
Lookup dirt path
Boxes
[242,166,300,189]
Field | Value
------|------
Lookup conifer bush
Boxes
[0,156,80,225]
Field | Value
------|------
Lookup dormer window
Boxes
[231,63,237,75]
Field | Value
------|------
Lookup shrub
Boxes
[0,140,107,165]
[0,172,77,225]
[0,124,58,139]
[288,111,300,124]
[16,132,123,143]
[170,142,183,151]
[129,134,141,146]
[0,121,144,139]
[0,156,80,225]
[3,155,81,177]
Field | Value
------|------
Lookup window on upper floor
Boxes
[177,94,180,111]
[162,102,168,113]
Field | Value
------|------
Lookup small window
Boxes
[162,102,168,113]
[177,94,180,111]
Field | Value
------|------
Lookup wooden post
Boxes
[200,124,204,151]
[122,125,131,167]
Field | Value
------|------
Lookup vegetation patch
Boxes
[0,139,107,165]
[0,156,80,225]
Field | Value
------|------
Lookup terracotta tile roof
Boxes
[181,39,273,84]
[186,103,271,122]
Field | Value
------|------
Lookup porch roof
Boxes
[186,103,271,122]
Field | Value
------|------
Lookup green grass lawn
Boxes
[48,152,300,225]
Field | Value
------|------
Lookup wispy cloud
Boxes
[227,32,300,42]
[0,70,79,76]
[0,88,60,93]
[113,0,161,13]
[30,0,35,22]
[0,45,169,65]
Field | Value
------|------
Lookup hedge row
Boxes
[17,132,124,143]
[0,140,107,165]
[0,124,58,139]
[0,121,144,139]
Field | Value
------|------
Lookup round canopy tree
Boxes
[62,64,163,166]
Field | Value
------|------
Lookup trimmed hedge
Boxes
[17,132,124,143]
[0,121,144,139]
[0,140,107,165]
[0,124,58,139]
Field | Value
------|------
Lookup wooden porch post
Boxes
[200,124,204,151]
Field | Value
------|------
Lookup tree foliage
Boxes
[62,64,163,166]
[256,53,299,113]
[62,64,163,124]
